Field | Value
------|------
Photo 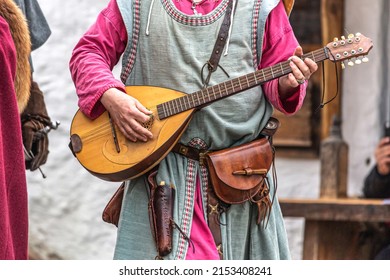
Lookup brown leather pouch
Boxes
[102,182,125,227]
[147,171,175,258]
[205,137,274,205]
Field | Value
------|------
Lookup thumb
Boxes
[294,46,303,57]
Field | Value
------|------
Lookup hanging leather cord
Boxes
[314,50,340,114]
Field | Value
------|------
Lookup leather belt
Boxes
[172,116,280,162]
[172,143,208,164]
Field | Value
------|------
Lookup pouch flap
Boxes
[205,138,273,190]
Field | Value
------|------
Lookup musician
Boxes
[70,0,318,259]
[0,0,31,259]
[363,136,390,259]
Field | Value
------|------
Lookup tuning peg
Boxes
[348,34,354,39]
[355,32,361,37]
[333,37,339,42]
[341,36,346,40]
[341,62,346,69]
[362,56,369,63]
[355,58,362,65]
[348,60,354,67]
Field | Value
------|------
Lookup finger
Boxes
[377,157,390,174]
[290,58,310,79]
[289,61,307,83]
[123,108,154,140]
[286,73,301,87]
[303,58,318,77]
[128,118,154,141]
[131,105,153,124]
[378,137,390,148]
[135,100,153,117]
[119,121,150,143]
[377,145,390,158]
[117,123,137,142]
[40,136,49,166]
[31,137,49,171]
[31,138,45,171]
[293,46,303,57]
[22,124,35,151]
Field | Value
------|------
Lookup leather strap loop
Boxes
[201,0,234,87]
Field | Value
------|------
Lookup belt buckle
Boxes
[199,151,208,166]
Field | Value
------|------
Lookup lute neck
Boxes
[157,47,329,120]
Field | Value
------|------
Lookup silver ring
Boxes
[296,78,305,85]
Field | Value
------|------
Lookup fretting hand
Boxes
[278,46,318,99]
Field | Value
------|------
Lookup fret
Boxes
[186,95,191,110]
[270,66,275,78]
[183,95,188,110]
[216,83,222,100]
[205,87,211,102]
[194,93,198,107]
[162,102,168,118]
[311,51,316,62]
[201,89,206,105]
[179,97,185,113]
[280,63,284,75]
[211,86,217,102]
[182,96,188,111]
[187,95,192,109]
[174,98,179,114]
[238,77,243,91]
[190,93,194,108]
[220,83,225,98]
[262,70,266,82]
[245,74,250,88]
[168,100,173,116]
[157,104,163,119]
[230,80,235,95]
[172,99,179,114]
[253,72,258,85]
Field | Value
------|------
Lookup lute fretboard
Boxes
[157,47,329,120]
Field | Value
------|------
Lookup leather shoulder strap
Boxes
[202,0,234,87]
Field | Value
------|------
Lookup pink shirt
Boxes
[69,0,306,120]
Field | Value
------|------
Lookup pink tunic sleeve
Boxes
[260,1,306,115]
[69,0,306,118]
[69,0,127,119]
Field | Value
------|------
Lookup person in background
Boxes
[69,0,318,260]
[13,0,53,173]
[364,137,390,198]
[0,0,31,260]
[363,136,390,259]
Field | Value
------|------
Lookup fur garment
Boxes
[0,0,31,113]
